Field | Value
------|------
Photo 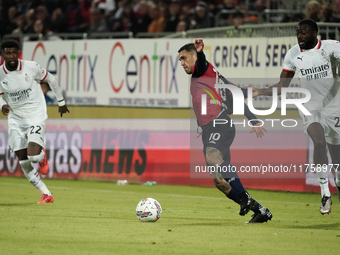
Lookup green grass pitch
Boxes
[1,176,339,255]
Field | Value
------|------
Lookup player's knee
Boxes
[27,154,41,163]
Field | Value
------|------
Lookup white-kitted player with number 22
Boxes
[252,19,340,215]
[0,39,69,203]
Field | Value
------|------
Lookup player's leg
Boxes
[307,122,331,214]
[26,123,49,175]
[202,114,271,221]
[204,146,272,222]
[10,127,53,203]
[216,117,272,222]
[327,143,340,202]
[201,115,251,213]
[204,147,236,200]
[15,149,53,203]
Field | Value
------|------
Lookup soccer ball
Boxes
[136,198,162,222]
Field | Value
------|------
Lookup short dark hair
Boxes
[178,43,196,54]
[1,39,20,51]
[298,18,318,32]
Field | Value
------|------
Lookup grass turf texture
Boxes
[1,177,339,255]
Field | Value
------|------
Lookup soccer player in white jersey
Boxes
[0,39,69,203]
[253,19,340,215]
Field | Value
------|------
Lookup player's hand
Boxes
[194,38,204,53]
[1,105,10,115]
[59,105,70,117]
[250,123,267,138]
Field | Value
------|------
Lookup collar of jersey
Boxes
[3,59,22,74]
[300,39,321,52]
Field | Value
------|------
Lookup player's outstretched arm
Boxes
[250,123,267,138]
[253,70,294,97]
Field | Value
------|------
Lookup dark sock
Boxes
[219,161,265,213]
[226,188,241,204]
[228,177,246,194]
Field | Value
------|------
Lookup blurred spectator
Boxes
[319,1,333,22]
[65,0,84,32]
[159,2,169,28]
[332,0,340,22]
[23,9,36,33]
[134,0,151,33]
[147,3,165,33]
[85,7,109,33]
[92,0,116,19]
[11,11,26,35]
[78,0,92,32]
[207,0,224,15]
[16,0,34,14]
[109,2,135,32]
[176,20,188,32]
[179,3,193,26]
[181,3,192,17]
[218,0,237,21]
[25,19,62,41]
[232,11,245,27]
[112,0,132,21]
[79,0,92,22]
[165,0,181,32]
[0,6,5,37]
[5,6,19,35]
[109,5,136,33]
[35,5,51,31]
[217,0,237,24]
[190,1,214,29]
[50,7,67,33]
[41,82,54,105]
[305,0,320,22]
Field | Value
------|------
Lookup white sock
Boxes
[27,150,45,163]
[317,170,330,197]
[20,160,52,196]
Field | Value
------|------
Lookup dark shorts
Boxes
[201,110,235,164]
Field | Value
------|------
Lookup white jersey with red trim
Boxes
[283,39,340,104]
[0,60,48,127]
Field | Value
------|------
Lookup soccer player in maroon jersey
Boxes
[178,39,272,223]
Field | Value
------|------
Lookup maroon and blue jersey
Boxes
[191,51,254,126]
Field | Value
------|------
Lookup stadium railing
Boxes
[3,23,340,43]
[164,22,340,41]
[261,9,305,23]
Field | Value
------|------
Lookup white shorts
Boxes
[8,123,46,152]
[299,99,340,145]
